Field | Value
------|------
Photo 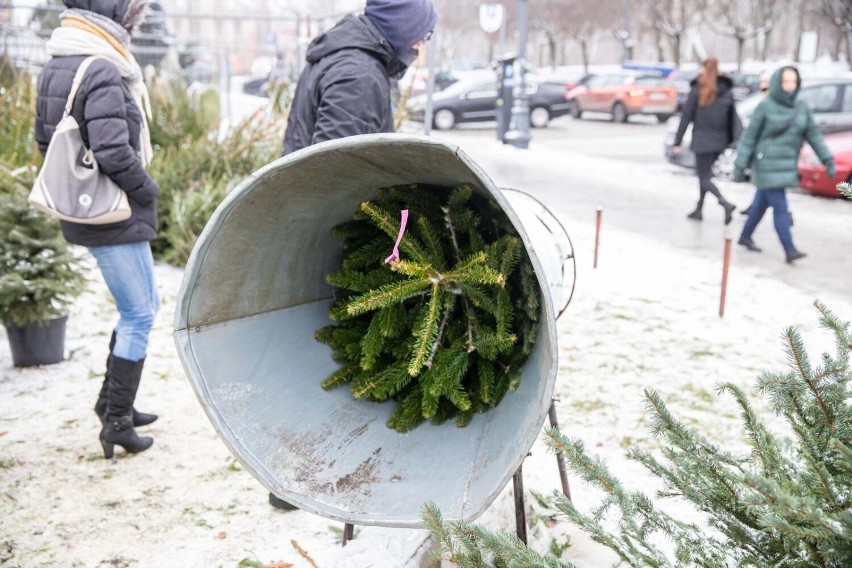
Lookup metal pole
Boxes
[423,31,436,136]
[719,237,732,317]
[620,0,630,64]
[342,522,355,546]
[547,401,572,501]
[503,0,530,149]
[512,465,528,544]
[594,207,602,269]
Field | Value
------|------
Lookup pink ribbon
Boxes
[384,209,409,263]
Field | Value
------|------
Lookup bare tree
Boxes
[635,0,706,65]
[531,0,604,69]
[705,0,766,69]
[753,0,787,60]
[822,0,852,67]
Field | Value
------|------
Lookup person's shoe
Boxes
[738,237,762,252]
[100,415,153,458]
[722,202,736,225]
[786,250,807,263]
[95,399,158,428]
[686,208,703,221]
[269,492,298,511]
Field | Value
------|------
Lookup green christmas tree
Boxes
[422,301,852,567]
[0,163,87,327]
[316,183,541,432]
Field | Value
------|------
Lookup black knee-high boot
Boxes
[94,332,157,427]
[99,355,154,458]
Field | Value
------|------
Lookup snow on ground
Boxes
[2,145,850,567]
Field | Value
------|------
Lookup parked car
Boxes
[798,131,852,198]
[665,67,699,112]
[537,68,592,91]
[397,67,462,96]
[406,75,571,130]
[565,72,678,123]
[664,76,852,179]
[729,71,762,101]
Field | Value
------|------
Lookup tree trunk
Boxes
[549,36,557,70]
[793,0,805,63]
[762,29,772,61]
[847,30,852,70]
[581,40,589,74]
[736,36,745,71]
[656,28,665,63]
[672,33,682,67]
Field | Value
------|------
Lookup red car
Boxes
[798,131,852,198]
[565,71,678,123]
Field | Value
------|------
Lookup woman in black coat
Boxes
[35,0,159,459]
[672,57,741,224]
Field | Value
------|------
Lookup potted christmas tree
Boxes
[0,162,86,366]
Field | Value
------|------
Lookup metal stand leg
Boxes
[342,522,355,546]
[548,400,572,501]
[509,400,572,546]
[512,464,528,544]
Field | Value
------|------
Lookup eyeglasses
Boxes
[423,30,433,42]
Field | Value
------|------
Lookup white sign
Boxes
[479,4,504,34]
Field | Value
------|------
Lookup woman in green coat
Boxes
[733,66,835,263]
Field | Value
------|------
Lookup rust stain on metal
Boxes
[335,448,382,493]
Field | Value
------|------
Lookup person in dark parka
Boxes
[734,66,835,263]
[282,0,438,155]
[35,0,159,458]
[672,57,740,224]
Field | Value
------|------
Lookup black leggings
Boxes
[695,152,723,205]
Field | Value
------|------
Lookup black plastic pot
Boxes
[4,315,67,367]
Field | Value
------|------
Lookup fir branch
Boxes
[784,326,832,425]
[359,201,429,264]
[717,382,784,478]
[345,277,430,317]
[426,294,455,368]
[408,285,443,376]
[416,214,447,269]
[441,205,463,266]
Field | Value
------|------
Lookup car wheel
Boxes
[569,100,583,119]
[655,114,672,123]
[433,109,456,130]
[529,107,550,128]
[612,102,628,123]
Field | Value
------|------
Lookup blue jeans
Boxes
[739,187,795,253]
[88,242,160,362]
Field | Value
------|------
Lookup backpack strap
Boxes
[63,56,105,116]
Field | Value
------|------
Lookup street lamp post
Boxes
[504,0,530,149]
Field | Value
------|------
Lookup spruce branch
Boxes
[345,277,431,317]
[359,201,429,264]
[407,285,443,376]
[320,184,539,431]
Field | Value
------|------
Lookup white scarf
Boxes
[46,11,154,167]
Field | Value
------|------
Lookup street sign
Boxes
[479,3,504,34]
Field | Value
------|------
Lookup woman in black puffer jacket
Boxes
[673,57,741,224]
[35,0,159,459]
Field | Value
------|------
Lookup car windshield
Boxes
[736,92,764,118]
[635,76,666,86]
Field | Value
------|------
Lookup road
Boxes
[418,114,852,303]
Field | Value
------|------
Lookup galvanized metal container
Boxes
[174,134,560,528]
